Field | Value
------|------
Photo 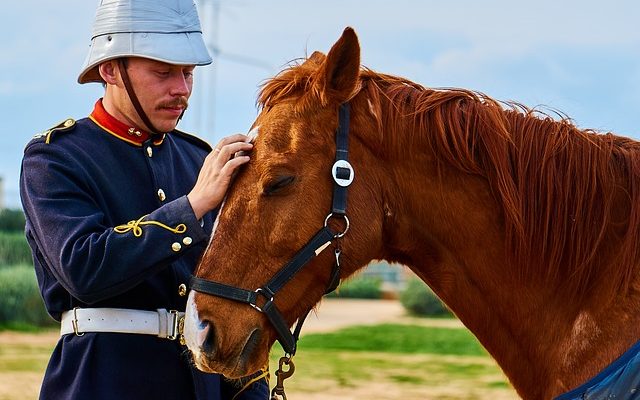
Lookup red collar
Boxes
[89,99,165,146]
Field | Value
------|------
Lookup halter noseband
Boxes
[189,102,354,356]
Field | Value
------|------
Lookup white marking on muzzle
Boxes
[183,291,205,360]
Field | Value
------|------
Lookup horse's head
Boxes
[184,28,387,377]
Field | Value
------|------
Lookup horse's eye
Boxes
[263,175,295,196]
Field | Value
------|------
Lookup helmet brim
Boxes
[78,31,212,84]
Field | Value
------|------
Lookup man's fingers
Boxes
[219,155,251,178]
[213,134,251,151]
[213,141,253,161]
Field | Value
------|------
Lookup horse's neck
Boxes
[378,145,640,399]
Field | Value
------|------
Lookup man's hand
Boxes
[187,134,253,220]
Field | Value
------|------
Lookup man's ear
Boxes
[98,60,119,85]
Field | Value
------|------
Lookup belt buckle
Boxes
[72,307,85,337]
[167,310,180,340]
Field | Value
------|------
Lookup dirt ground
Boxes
[0,330,54,400]
[0,299,518,399]
[302,298,464,334]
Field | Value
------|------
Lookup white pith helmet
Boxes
[78,0,212,84]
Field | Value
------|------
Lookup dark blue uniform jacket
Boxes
[20,100,267,400]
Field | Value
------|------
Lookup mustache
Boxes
[157,97,189,110]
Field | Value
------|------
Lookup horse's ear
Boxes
[304,51,326,66]
[317,27,361,103]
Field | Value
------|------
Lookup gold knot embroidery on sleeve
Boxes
[114,215,187,237]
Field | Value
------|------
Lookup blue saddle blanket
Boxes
[556,340,640,399]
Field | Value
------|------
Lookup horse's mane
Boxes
[259,59,640,305]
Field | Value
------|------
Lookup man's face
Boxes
[115,57,195,133]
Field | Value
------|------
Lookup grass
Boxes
[0,231,32,266]
[297,323,486,355]
[0,322,52,332]
[0,322,517,400]
[267,323,516,399]
[0,330,56,399]
[268,348,515,399]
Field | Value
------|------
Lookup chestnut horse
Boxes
[184,27,640,399]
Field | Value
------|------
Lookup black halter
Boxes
[189,103,354,356]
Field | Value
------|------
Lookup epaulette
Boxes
[172,129,212,152]
[33,118,76,144]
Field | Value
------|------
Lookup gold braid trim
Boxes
[231,369,270,400]
[114,215,187,237]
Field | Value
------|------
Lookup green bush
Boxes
[0,231,32,267]
[400,278,452,317]
[328,276,382,299]
[0,209,26,232]
[0,265,54,327]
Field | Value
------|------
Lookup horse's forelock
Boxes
[258,59,323,112]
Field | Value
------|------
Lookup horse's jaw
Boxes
[183,291,270,378]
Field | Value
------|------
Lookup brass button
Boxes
[178,283,187,297]
[182,237,193,246]
[146,146,153,158]
[63,119,75,127]
[157,189,166,202]
[171,242,182,252]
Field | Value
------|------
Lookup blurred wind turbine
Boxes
[194,0,273,139]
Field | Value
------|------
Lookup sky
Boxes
[1,0,639,208]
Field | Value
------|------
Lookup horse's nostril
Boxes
[201,321,216,354]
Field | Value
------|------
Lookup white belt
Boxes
[60,308,185,340]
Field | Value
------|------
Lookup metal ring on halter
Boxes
[250,287,274,313]
[324,213,350,238]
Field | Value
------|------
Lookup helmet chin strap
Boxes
[118,58,163,135]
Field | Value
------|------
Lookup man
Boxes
[19,0,267,399]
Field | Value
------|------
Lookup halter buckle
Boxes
[250,287,275,313]
[332,160,354,187]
